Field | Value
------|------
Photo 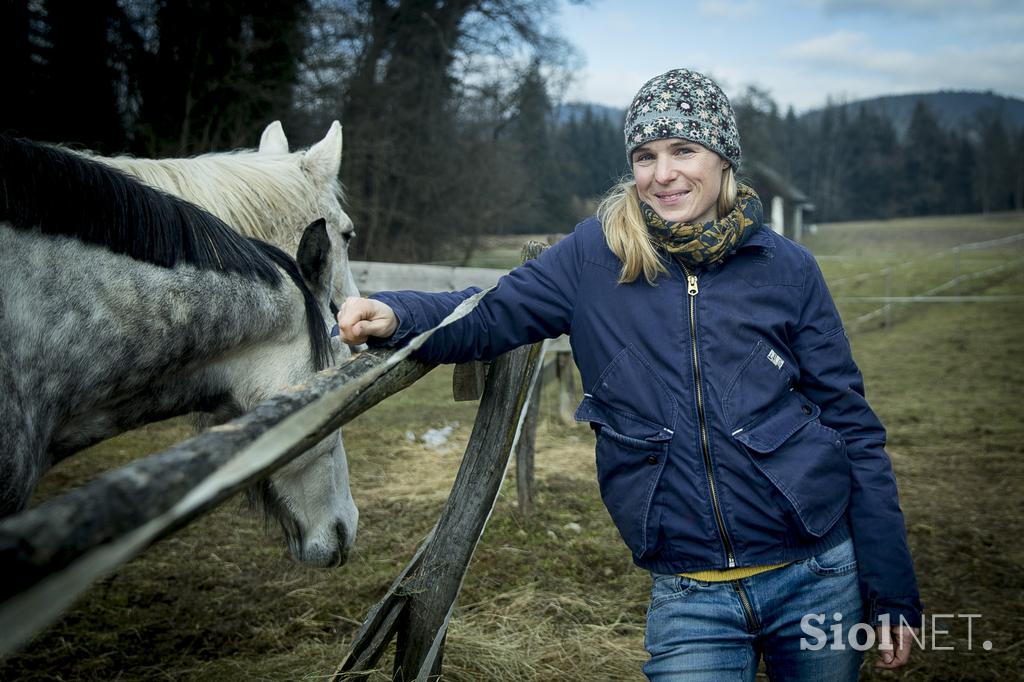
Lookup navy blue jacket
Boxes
[371,217,923,626]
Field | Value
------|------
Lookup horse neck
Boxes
[3,228,307,452]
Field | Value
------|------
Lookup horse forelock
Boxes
[99,150,349,245]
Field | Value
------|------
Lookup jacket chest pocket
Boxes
[722,340,797,424]
[577,396,674,558]
[732,392,851,537]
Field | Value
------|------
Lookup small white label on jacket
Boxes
[767,348,785,370]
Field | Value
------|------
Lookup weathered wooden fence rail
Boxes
[0,242,558,682]
[0,346,440,655]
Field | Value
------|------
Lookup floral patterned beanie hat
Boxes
[624,68,742,170]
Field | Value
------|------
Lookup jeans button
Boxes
[647,455,658,465]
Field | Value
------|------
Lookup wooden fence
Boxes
[830,233,1024,332]
[0,242,571,681]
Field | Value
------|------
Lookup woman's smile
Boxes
[653,188,691,206]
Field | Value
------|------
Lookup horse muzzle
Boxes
[297,519,354,568]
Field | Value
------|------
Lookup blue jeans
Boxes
[644,539,864,681]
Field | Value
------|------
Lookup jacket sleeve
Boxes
[789,249,923,628]
[367,230,582,364]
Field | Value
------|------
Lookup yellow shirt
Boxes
[679,562,790,582]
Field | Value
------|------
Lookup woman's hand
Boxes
[874,624,918,670]
[337,296,398,345]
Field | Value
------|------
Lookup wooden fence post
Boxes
[334,241,548,681]
[512,242,547,519]
[514,352,544,519]
[452,361,488,401]
[390,333,544,680]
[556,351,576,425]
[953,246,961,296]
[884,267,893,328]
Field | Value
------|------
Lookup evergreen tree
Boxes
[901,101,950,216]
[499,61,573,233]
[808,99,855,221]
[732,85,784,172]
[331,0,574,261]
[1,0,140,151]
[559,105,625,204]
[778,106,801,182]
[1,0,40,137]
[845,106,900,219]
[1013,128,1024,211]
[974,113,1016,213]
[947,133,978,215]
[135,0,308,156]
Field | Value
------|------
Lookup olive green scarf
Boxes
[640,183,763,268]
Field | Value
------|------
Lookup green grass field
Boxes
[3,213,1023,681]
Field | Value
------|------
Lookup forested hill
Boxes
[558,92,1024,138]
[556,102,623,126]
[801,91,1024,137]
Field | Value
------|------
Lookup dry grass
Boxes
[3,212,1024,680]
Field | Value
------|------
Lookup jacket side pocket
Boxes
[732,392,851,537]
[577,395,673,558]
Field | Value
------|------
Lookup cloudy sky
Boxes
[553,0,1024,111]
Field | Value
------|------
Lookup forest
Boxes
[3,0,1023,262]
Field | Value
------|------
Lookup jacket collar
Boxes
[738,225,775,251]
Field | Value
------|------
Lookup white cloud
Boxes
[775,30,1024,109]
[808,0,1020,16]
[781,30,917,73]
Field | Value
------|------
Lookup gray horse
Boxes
[0,135,357,567]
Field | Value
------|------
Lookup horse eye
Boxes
[343,231,356,243]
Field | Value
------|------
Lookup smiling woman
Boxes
[336,67,924,682]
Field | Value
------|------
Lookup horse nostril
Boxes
[334,521,350,556]
[324,548,344,568]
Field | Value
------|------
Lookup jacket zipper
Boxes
[681,265,737,568]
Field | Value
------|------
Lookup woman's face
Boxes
[631,138,729,224]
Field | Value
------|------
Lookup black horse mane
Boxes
[0,134,332,370]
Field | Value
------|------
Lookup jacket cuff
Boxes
[366,292,417,348]
[870,595,925,629]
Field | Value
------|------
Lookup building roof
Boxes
[744,160,809,204]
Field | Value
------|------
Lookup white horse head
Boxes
[256,121,362,310]
[95,122,362,309]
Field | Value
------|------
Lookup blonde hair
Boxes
[597,165,738,285]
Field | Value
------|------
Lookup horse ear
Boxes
[297,218,333,297]
[259,121,289,154]
[301,121,342,181]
